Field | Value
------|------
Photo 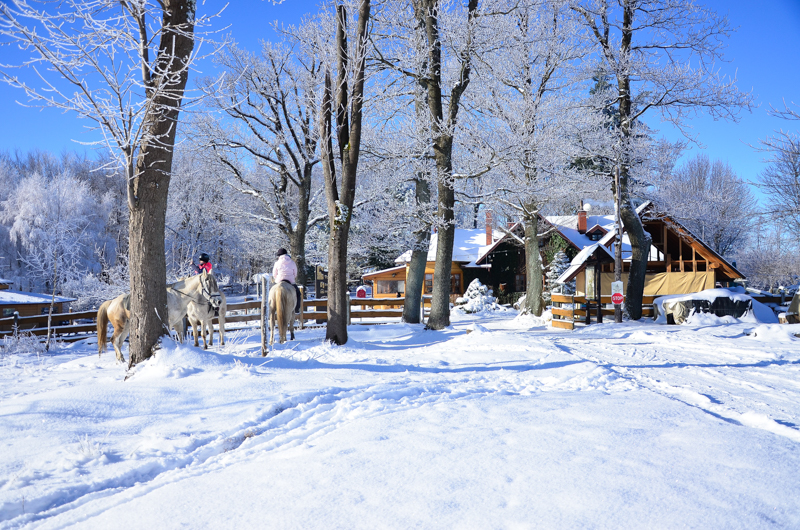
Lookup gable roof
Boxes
[395,228,506,267]
[0,290,76,305]
[556,243,615,284]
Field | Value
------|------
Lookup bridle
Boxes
[169,273,221,308]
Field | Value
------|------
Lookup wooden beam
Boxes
[679,237,683,272]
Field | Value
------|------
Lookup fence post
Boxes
[299,286,305,330]
[347,295,352,326]
[13,311,19,339]
[260,276,268,356]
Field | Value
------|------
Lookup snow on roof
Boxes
[544,214,615,250]
[395,228,505,266]
[556,243,615,284]
[0,278,12,284]
[0,290,76,305]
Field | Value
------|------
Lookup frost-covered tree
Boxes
[544,250,574,304]
[651,154,756,256]
[192,40,327,286]
[315,0,372,345]
[1,171,102,344]
[756,102,800,233]
[0,0,216,365]
[475,0,598,316]
[572,0,754,319]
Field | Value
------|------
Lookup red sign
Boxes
[611,292,624,305]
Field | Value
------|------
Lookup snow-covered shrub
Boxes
[1,331,47,357]
[453,279,505,314]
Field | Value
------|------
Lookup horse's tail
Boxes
[276,285,288,332]
[97,299,111,356]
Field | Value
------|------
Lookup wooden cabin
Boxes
[0,290,76,331]
[550,202,743,297]
[0,278,12,291]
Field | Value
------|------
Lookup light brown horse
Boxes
[97,272,221,363]
[187,290,227,349]
[266,281,297,353]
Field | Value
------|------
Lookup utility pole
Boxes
[614,165,623,323]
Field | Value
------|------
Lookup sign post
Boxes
[611,280,624,322]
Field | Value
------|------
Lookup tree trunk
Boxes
[522,212,544,316]
[326,213,350,344]
[427,180,455,329]
[402,176,431,323]
[127,0,195,366]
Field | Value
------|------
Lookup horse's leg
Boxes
[112,320,127,364]
[206,318,213,347]
[269,309,276,348]
[289,310,295,341]
[191,319,200,348]
[201,318,209,349]
[218,311,225,346]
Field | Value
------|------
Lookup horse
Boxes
[266,280,297,353]
[187,290,227,349]
[97,271,222,363]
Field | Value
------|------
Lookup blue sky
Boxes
[0,0,797,198]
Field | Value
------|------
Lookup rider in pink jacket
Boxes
[273,248,301,313]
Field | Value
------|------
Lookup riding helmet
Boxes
[199,252,210,263]
[276,248,288,257]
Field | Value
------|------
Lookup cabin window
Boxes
[2,308,15,318]
[588,232,603,241]
[450,273,462,295]
[515,274,526,292]
[424,274,433,294]
[376,280,405,295]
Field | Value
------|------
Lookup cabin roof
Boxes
[0,290,76,305]
[395,228,506,267]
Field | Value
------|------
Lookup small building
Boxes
[0,290,76,323]
[548,201,744,297]
[0,278,12,291]
[377,221,510,300]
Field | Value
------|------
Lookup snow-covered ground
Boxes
[2,312,799,529]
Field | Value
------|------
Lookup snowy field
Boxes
[2,311,800,529]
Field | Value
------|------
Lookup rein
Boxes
[168,275,219,305]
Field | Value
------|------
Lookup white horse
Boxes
[97,272,221,363]
[187,291,227,349]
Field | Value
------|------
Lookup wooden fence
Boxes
[0,295,431,343]
[551,294,656,331]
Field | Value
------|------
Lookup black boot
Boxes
[294,284,302,313]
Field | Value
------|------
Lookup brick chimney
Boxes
[485,209,493,245]
[577,209,587,234]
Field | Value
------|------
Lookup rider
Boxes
[272,248,301,313]
[193,253,213,275]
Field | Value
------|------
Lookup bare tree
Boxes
[651,153,756,256]
[572,0,754,319]
[476,0,596,316]
[0,0,219,365]
[756,102,800,233]
[193,41,326,286]
[317,0,372,345]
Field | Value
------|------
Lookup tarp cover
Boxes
[662,296,752,324]
[575,271,715,297]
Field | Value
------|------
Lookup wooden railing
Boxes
[0,295,432,343]
[551,294,655,331]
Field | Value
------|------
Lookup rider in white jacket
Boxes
[272,248,301,313]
